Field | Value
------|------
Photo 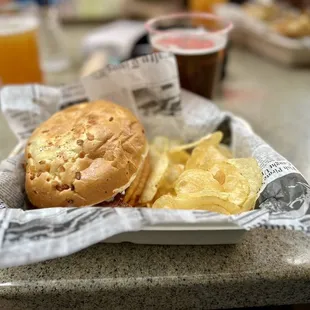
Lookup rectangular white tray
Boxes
[232,28,310,66]
[105,223,246,244]
[9,143,246,245]
[216,3,310,66]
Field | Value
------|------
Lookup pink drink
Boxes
[151,29,226,99]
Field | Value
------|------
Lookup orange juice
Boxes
[0,16,43,85]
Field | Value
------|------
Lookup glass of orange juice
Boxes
[0,12,43,85]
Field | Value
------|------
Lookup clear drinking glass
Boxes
[0,3,43,85]
[146,13,232,100]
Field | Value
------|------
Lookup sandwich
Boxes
[25,100,150,208]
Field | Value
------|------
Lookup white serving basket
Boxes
[10,143,246,245]
[2,54,309,268]
[105,223,245,245]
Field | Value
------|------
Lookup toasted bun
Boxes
[124,154,151,206]
[25,100,148,208]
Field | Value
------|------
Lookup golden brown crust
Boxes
[25,100,148,208]
[124,155,151,206]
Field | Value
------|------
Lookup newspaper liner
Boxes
[0,52,309,268]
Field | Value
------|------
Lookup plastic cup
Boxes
[146,13,232,99]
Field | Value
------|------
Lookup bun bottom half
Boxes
[124,154,151,206]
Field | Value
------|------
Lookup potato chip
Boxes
[155,164,185,198]
[174,167,246,211]
[213,169,226,185]
[217,144,233,158]
[152,136,171,153]
[228,158,262,196]
[207,145,229,163]
[146,134,262,215]
[152,194,240,215]
[175,169,223,195]
[139,149,169,204]
[152,194,176,209]
[168,150,190,165]
[165,164,185,185]
[152,137,183,153]
[186,144,228,170]
[228,158,262,211]
[169,131,223,153]
[169,139,182,148]
[241,193,259,212]
[209,162,250,206]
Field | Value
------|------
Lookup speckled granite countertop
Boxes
[0,229,310,309]
[0,26,310,310]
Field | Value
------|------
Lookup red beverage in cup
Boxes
[146,13,232,100]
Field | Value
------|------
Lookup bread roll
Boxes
[25,100,148,208]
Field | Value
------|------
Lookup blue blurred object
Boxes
[15,0,57,6]
[14,0,33,6]
[33,0,57,5]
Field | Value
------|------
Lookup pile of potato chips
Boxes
[140,132,263,215]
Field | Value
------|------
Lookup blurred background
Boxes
[0,0,309,182]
